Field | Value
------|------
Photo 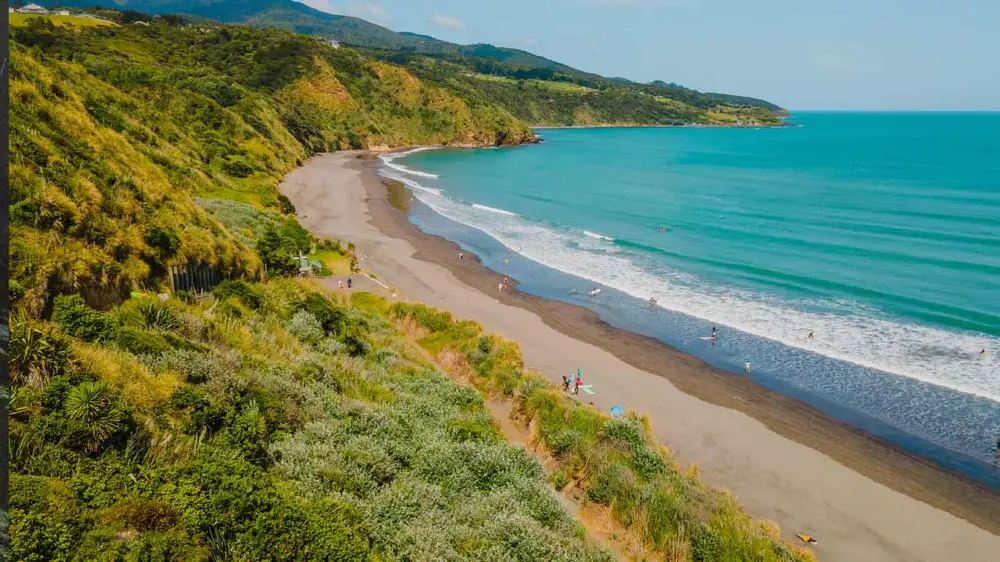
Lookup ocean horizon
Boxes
[378,112,1000,486]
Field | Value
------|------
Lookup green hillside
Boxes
[9,18,531,314]
[63,0,787,126]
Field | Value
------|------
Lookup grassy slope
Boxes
[376,55,785,128]
[10,19,532,314]
[10,281,614,561]
[10,14,117,28]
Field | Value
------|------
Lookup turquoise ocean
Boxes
[378,113,1000,484]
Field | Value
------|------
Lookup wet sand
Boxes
[280,151,1000,562]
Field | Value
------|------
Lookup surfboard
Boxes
[699,336,715,341]
[580,385,595,395]
[796,534,817,545]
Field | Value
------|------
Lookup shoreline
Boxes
[281,151,1000,561]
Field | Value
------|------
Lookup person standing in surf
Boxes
[744,360,751,376]
[994,439,1000,467]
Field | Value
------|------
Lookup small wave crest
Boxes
[379,148,440,178]
[471,203,518,216]
[584,230,614,242]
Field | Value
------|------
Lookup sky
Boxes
[296,0,999,111]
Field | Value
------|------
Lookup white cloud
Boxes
[430,14,466,29]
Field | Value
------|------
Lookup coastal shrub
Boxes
[146,349,236,384]
[116,327,173,356]
[9,312,74,388]
[221,157,255,178]
[52,295,116,343]
[286,310,324,345]
[214,279,263,310]
[136,299,182,332]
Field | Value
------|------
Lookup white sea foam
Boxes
[472,203,518,216]
[379,148,441,178]
[583,230,615,242]
[388,170,1000,405]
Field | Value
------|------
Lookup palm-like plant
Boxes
[9,310,74,388]
[64,380,124,452]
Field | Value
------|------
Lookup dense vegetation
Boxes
[385,302,815,562]
[10,17,532,314]
[10,280,615,560]
[64,0,787,126]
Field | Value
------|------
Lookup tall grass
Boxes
[10,280,613,561]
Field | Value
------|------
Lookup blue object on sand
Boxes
[610,405,623,418]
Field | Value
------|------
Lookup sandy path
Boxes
[281,152,1000,562]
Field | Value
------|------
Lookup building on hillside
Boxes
[18,3,50,14]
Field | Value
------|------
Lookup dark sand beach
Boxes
[280,151,1000,562]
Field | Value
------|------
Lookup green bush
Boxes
[213,279,263,310]
[286,310,324,345]
[9,312,74,387]
[221,157,255,178]
[117,327,172,356]
[52,294,117,343]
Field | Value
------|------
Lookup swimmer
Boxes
[589,288,601,297]
[649,297,657,306]
[981,348,988,356]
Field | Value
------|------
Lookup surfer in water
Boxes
[649,297,657,306]
[981,348,988,356]
[744,360,751,376]
[589,288,601,297]
[995,439,1000,467]
[807,331,814,342]
[712,326,717,339]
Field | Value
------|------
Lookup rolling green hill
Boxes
[9,17,532,315]
[63,0,786,125]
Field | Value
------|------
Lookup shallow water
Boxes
[379,113,1000,485]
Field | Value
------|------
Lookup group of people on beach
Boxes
[562,370,584,395]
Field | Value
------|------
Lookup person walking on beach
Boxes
[459,252,464,260]
[744,360,751,376]
[573,377,581,395]
[338,280,344,289]
[498,282,504,293]
[562,375,570,392]
[347,278,352,289]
